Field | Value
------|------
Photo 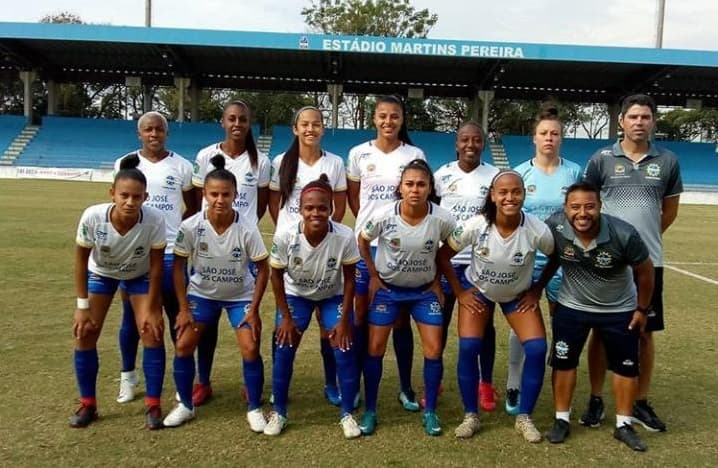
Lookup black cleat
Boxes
[632,400,666,432]
[145,405,164,430]
[547,418,570,444]
[579,395,605,428]
[69,404,98,428]
[614,424,647,452]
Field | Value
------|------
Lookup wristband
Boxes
[77,297,90,309]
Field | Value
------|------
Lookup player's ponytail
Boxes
[205,154,237,189]
[114,153,146,187]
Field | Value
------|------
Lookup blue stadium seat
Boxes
[0,114,27,154]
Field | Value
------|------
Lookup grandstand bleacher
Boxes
[0,115,26,154]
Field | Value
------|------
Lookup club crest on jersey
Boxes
[614,164,626,175]
[165,175,176,187]
[595,251,613,268]
[526,184,536,194]
[448,182,458,193]
[480,186,489,197]
[231,246,242,260]
[199,242,209,254]
[562,245,575,258]
[511,251,524,266]
[421,240,435,253]
[292,257,304,268]
[244,172,256,184]
[133,246,145,258]
[561,186,569,195]
[554,340,569,359]
[367,163,376,173]
[646,163,661,178]
[327,257,337,269]
[389,238,401,250]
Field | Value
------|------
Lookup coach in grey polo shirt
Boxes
[581,94,682,433]
[536,182,654,451]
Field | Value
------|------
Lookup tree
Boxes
[302,0,437,128]
[656,108,718,142]
[39,11,83,24]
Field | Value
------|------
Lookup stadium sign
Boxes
[320,38,524,58]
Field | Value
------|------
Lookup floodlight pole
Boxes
[655,0,665,48]
[145,0,152,27]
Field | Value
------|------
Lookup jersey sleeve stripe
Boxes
[251,252,269,262]
[269,183,280,190]
[447,236,462,252]
[257,182,270,188]
[346,174,361,182]
[173,249,190,257]
[269,260,287,269]
[334,185,348,192]
[342,256,360,265]
[76,239,93,248]
[152,242,168,249]
[192,180,204,188]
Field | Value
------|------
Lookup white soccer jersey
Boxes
[270,221,360,301]
[347,141,426,244]
[435,160,499,264]
[114,151,193,254]
[448,212,554,303]
[269,150,347,231]
[193,143,271,225]
[361,201,456,288]
[174,210,269,302]
[76,203,167,280]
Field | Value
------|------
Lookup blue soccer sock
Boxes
[334,347,358,415]
[74,349,99,402]
[173,355,195,409]
[423,357,444,412]
[197,318,219,385]
[320,337,338,389]
[161,289,179,345]
[363,355,383,413]
[142,346,166,405]
[440,294,456,353]
[479,317,495,384]
[457,337,482,414]
[243,356,265,411]
[272,346,297,416]
[118,300,139,372]
[353,323,368,381]
[392,325,414,394]
[519,338,548,414]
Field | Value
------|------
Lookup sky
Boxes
[2,0,718,51]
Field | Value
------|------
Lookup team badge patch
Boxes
[429,302,442,314]
[367,163,376,173]
[231,246,242,259]
[511,251,524,266]
[554,340,569,359]
[292,257,304,268]
[480,186,489,197]
[165,175,176,187]
[389,238,401,250]
[133,246,145,257]
[448,182,458,193]
[327,257,337,269]
[562,245,575,258]
[646,163,661,177]
[614,164,625,175]
[595,251,613,268]
[199,242,209,253]
[422,240,435,253]
[526,184,536,194]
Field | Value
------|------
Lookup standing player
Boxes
[266,175,360,438]
[434,121,499,411]
[70,155,167,429]
[114,111,197,404]
[191,99,271,406]
[268,106,347,406]
[347,95,426,412]
[357,159,456,436]
[581,94,682,432]
[504,105,582,415]
[542,182,654,451]
[163,156,269,431]
[438,170,553,442]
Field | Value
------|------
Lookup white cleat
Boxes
[340,414,361,439]
[163,402,195,427]
[116,370,139,404]
[246,408,267,433]
[263,411,287,436]
[454,413,480,439]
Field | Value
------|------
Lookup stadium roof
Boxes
[1,22,718,106]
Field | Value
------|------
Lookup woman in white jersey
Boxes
[265,174,361,438]
[70,155,167,430]
[114,111,198,405]
[438,170,553,442]
[504,105,582,415]
[347,95,425,412]
[434,121,499,412]
[358,159,456,437]
[163,155,270,431]
[191,100,271,406]
[268,106,347,406]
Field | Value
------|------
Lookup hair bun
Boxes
[119,153,141,170]
[318,173,329,184]
[538,103,559,120]
[210,154,226,170]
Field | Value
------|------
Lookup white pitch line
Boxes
[664,264,718,286]
[666,262,718,266]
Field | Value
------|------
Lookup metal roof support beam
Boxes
[47,79,57,115]
[608,102,620,139]
[190,83,199,122]
[477,89,495,133]
[174,76,190,122]
[19,70,36,123]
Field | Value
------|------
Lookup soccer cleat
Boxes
[263,411,287,436]
[547,418,570,444]
[454,413,480,439]
[479,382,498,412]
[324,385,342,407]
[116,370,139,404]
[163,403,195,428]
[632,401,666,432]
[192,383,213,407]
[398,390,420,412]
[579,395,605,428]
[515,414,542,443]
[340,414,362,439]
[505,388,520,416]
[145,405,163,430]
[69,404,98,428]
[359,411,377,435]
[422,411,442,436]
[614,424,647,452]
[246,408,267,433]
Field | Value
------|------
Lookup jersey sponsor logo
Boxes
[440,174,451,183]
[327,257,337,269]
[165,175,177,187]
[133,246,146,258]
[197,227,206,237]
[554,340,569,359]
[230,246,242,261]
[289,242,301,253]
[646,163,661,178]
[511,251,524,266]
[595,251,613,268]
[429,301,442,314]
[614,164,626,175]
[526,184,536,193]
[421,240,435,253]
[357,152,372,161]
[384,223,397,235]
[176,230,184,243]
